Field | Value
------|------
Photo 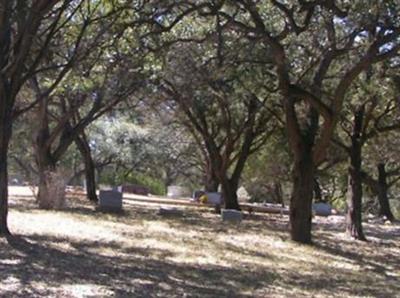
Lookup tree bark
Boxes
[204,167,219,192]
[37,157,66,209]
[35,127,66,209]
[273,181,284,207]
[346,106,366,241]
[221,178,240,210]
[346,165,366,240]
[75,133,98,202]
[0,103,12,236]
[290,148,314,244]
[287,102,318,244]
[377,163,395,222]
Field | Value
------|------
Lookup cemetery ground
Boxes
[1,189,399,297]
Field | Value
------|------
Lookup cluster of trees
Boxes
[1,1,399,244]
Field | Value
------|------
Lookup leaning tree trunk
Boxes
[377,163,395,222]
[0,103,12,236]
[221,178,240,210]
[75,134,98,203]
[346,107,366,241]
[290,147,315,244]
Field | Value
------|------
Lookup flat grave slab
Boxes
[157,207,184,217]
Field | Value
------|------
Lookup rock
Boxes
[99,190,123,212]
[222,209,242,223]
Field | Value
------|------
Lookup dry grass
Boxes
[1,192,399,298]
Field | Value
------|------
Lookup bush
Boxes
[99,169,165,195]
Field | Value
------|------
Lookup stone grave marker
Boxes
[206,192,223,205]
[99,190,123,212]
[221,209,242,223]
[312,202,332,216]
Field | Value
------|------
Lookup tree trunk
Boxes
[204,168,219,192]
[221,178,240,210]
[0,104,12,236]
[35,99,66,209]
[377,163,395,222]
[346,106,366,241]
[37,161,66,210]
[273,181,284,207]
[313,178,323,202]
[75,134,98,202]
[37,164,53,208]
[346,162,366,240]
[35,134,66,209]
[290,148,314,244]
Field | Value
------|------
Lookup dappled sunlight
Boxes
[2,1,399,297]
[1,195,399,297]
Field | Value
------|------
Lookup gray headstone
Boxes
[206,192,223,205]
[312,203,332,216]
[99,190,123,212]
[157,207,184,217]
[222,209,242,223]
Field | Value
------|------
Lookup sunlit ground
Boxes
[1,192,399,297]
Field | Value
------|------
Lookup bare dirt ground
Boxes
[1,188,399,297]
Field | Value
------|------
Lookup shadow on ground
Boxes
[1,234,275,297]
[2,195,400,297]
